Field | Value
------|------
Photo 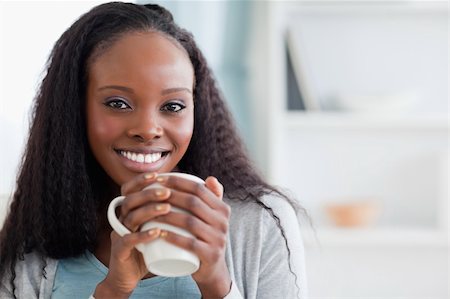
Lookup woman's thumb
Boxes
[205,176,224,199]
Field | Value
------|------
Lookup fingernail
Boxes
[155,203,170,211]
[144,173,156,180]
[148,228,160,236]
[160,230,168,238]
[156,176,166,183]
[155,188,170,198]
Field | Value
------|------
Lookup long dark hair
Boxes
[0,2,304,296]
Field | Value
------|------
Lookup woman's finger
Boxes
[162,189,217,226]
[120,187,171,218]
[155,211,226,244]
[159,230,224,265]
[111,228,161,260]
[122,202,171,232]
[205,176,223,198]
[120,172,159,196]
[157,175,225,211]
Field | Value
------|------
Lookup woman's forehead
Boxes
[88,30,190,69]
[87,31,194,92]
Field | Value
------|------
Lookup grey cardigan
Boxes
[1,194,307,298]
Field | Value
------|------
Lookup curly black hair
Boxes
[0,2,305,297]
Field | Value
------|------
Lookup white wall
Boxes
[0,1,106,225]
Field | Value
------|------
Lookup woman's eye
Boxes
[104,98,130,110]
[161,102,186,113]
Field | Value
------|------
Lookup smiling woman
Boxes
[0,2,307,299]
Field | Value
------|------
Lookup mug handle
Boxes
[107,196,132,237]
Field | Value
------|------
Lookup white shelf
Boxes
[302,227,449,247]
[285,111,449,130]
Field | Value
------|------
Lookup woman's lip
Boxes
[115,148,169,155]
[116,150,169,173]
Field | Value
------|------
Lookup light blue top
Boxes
[51,251,200,299]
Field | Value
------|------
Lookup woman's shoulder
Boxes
[224,191,308,298]
[0,251,58,298]
[225,191,299,229]
[224,191,302,251]
[21,251,57,276]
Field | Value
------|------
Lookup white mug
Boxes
[107,172,203,277]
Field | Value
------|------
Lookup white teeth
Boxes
[152,152,162,162]
[145,152,161,163]
[120,151,163,164]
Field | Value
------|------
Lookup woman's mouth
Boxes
[115,149,170,172]
[118,150,167,164]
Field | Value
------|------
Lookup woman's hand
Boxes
[95,172,232,299]
[154,175,232,298]
[95,173,171,298]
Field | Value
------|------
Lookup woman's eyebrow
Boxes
[97,86,191,95]
[161,87,192,95]
[98,85,134,93]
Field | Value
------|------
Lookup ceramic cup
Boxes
[107,172,203,277]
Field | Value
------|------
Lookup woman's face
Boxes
[86,32,195,186]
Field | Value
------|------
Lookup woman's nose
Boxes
[126,111,163,142]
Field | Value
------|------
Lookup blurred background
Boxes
[0,1,448,298]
